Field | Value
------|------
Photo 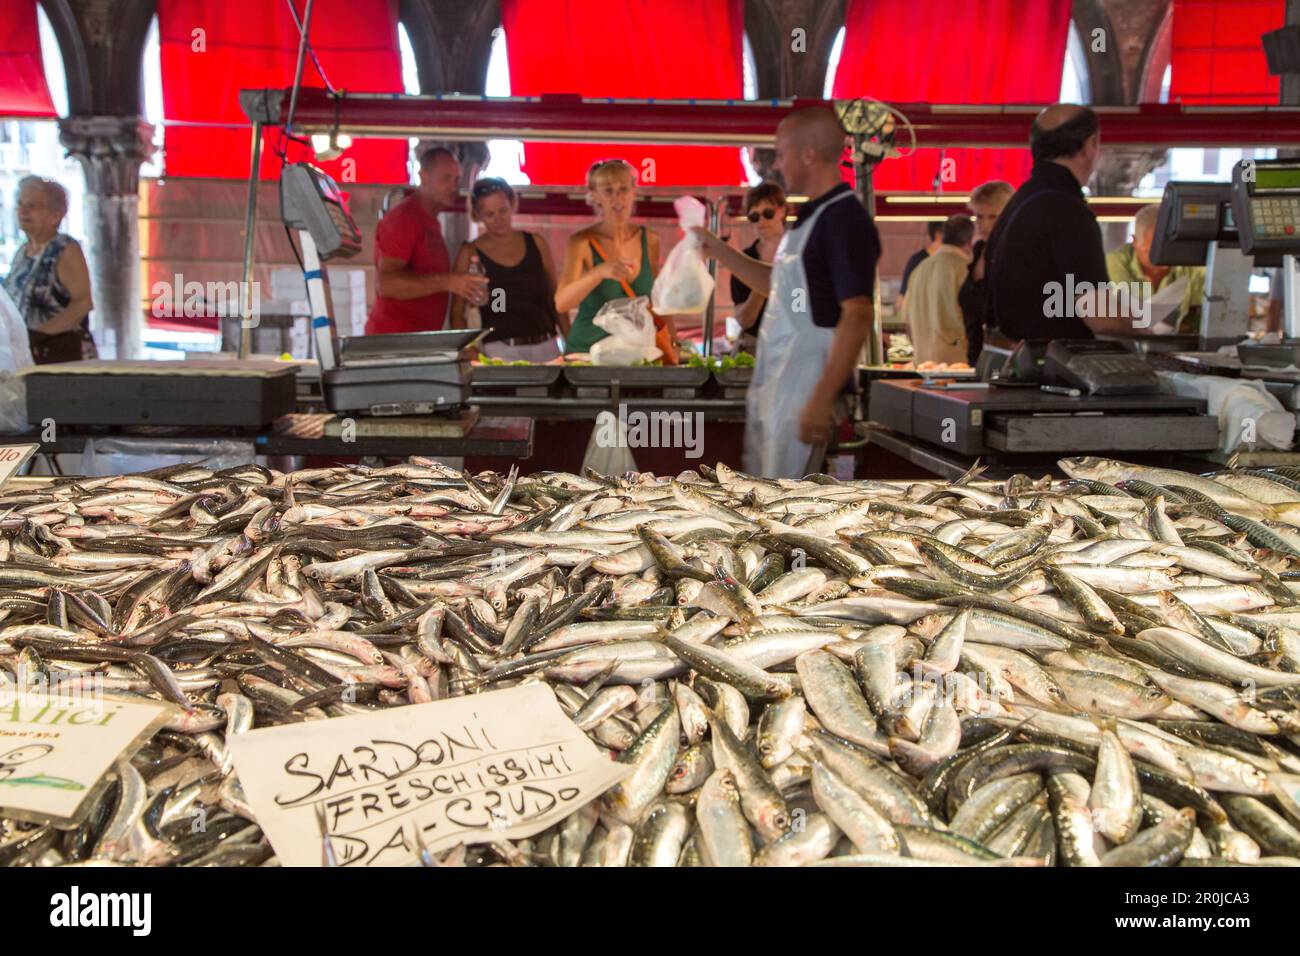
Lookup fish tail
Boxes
[1269,503,1300,528]
[1090,715,1118,734]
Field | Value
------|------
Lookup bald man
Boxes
[984,104,1129,344]
[693,106,881,478]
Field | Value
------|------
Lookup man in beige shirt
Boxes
[904,214,975,365]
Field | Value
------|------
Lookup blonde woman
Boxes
[960,179,1013,364]
[554,158,677,355]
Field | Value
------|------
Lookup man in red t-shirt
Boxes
[365,147,488,335]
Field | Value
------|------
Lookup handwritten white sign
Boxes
[0,444,38,489]
[0,689,170,822]
[226,683,632,867]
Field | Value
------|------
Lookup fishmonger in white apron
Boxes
[744,189,855,479]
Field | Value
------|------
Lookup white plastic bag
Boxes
[581,414,638,475]
[651,196,715,315]
[1157,370,1294,453]
[590,295,662,366]
[0,286,32,432]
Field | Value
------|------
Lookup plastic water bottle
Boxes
[466,252,485,329]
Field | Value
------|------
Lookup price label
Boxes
[0,444,38,489]
[227,683,632,867]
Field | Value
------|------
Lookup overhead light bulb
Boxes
[336,133,353,149]
[313,130,345,161]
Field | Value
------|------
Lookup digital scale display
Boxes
[1233,160,1300,254]
[1255,167,1300,192]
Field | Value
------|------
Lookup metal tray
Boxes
[321,361,470,415]
[563,366,711,388]
[861,365,978,379]
[471,364,563,387]
[714,367,753,387]
[337,329,485,361]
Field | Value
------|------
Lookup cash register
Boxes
[279,163,482,414]
[1150,159,1299,362]
[1229,158,1300,367]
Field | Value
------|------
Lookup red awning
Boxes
[258,89,1300,149]
[1170,0,1286,104]
[0,0,56,118]
[833,0,1072,192]
[500,0,745,186]
[157,0,408,183]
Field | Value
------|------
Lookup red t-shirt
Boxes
[365,193,451,335]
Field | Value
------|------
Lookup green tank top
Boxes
[565,226,653,355]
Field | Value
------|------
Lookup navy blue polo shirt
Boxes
[791,183,881,328]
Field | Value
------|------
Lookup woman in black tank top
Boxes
[449,178,562,362]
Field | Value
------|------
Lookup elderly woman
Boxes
[959,179,1013,366]
[450,177,563,362]
[4,176,95,364]
[730,181,787,352]
[554,158,678,356]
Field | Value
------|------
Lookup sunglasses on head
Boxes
[747,208,779,223]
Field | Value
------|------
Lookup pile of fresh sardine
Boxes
[4,453,1300,867]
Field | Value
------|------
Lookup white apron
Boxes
[744,189,855,479]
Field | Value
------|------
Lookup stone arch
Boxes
[36,0,92,115]
[399,0,499,94]
[1071,0,1127,105]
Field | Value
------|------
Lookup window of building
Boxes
[1060,21,1091,104]
[481,28,529,185]
[824,26,846,100]
[741,31,761,185]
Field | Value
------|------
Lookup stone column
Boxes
[58,116,154,360]
[1091,146,1166,249]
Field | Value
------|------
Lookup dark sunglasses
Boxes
[747,208,779,223]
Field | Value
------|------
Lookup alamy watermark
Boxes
[1043,275,1155,327]
[49,886,151,936]
[594,404,704,459]
[151,274,262,328]
[2,664,106,718]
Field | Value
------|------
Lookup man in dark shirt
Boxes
[693,106,881,476]
[898,220,945,309]
[986,105,1130,342]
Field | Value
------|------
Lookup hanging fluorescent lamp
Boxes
[311,129,353,161]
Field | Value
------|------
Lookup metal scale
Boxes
[279,163,483,416]
[1153,159,1300,415]
[1225,158,1300,365]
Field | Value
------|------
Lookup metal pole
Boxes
[1287,0,1300,107]
[855,148,885,366]
[1285,254,1300,340]
[300,230,338,370]
[238,120,263,359]
[701,197,722,357]
[285,0,316,134]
